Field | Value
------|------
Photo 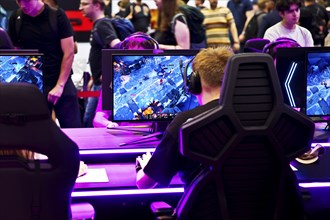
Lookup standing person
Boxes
[195,0,206,10]
[125,0,151,33]
[299,0,329,46]
[8,0,81,128]
[227,0,254,52]
[201,0,240,52]
[42,0,79,53]
[79,0,120,127]
[240,0,270,45]
[263,0,314,47]
[152,0,190,49]
[135,47,234,189]
[257,0,282,38]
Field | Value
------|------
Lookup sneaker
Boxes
[295,144,325,164]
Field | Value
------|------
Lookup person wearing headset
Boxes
[135,47,234,189]
[92,32,160,128]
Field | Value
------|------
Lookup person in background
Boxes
[227,0,254,52]
[104,0,112,17]
[263,0,313,46]
[42,0,79,53]
[8,0,81,128]
[239,0,269,45]
[300,0,329,46]
[257,0,281,38]
[79,0,120,127]
[114,0,130,17]
[201,0,240,52]
[93,32,159,128]
[195,0,206,10]
[152,0,190,49]
[135,47,234,189]
[125,0,151,33]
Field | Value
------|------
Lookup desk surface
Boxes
[62,128,159,150]
[62,128,330,194]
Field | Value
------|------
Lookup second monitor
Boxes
[102,49,200,123]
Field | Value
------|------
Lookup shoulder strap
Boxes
[171,13,187,34]
[48,6,58,35]
[15,7,58,38]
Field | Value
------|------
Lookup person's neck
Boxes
[30,2,45,17]
[199,90,220,105]
[94,12,105,22]
[281,21,296,30]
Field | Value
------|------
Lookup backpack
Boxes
[110,17,135,41]
[172,5,207,49]
[244,12,265,43]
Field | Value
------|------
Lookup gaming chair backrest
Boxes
[0,83,80,220]
[243,38,270,53]
[178,53,314,220]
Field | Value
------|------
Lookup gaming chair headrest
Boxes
[262,37,301,59]
[0,83,78,162]
[119,32,159,49]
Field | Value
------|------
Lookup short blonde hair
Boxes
[193,47,234,88]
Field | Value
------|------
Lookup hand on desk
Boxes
[136,151,152,170]
[78,161,88,177]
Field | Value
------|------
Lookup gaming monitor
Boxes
[276,47,311,109]
[306,49,330,116]
[0,50,43,93]
[102,49,200,122]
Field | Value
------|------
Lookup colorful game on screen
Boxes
[110,52,199,122]
[0,54,43,93]
[306,51,330,116]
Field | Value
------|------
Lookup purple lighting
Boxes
[79,148,156,155]
[299,182,330,188]
[72,188,184,197]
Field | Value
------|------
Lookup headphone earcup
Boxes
[188,71,201,95]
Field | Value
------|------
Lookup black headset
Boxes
[262,37,301,54]
[183,57,201,95]
[119,32,159,49]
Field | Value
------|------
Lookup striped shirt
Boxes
[201,7,235,46]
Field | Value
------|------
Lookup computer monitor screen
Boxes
[306,50,330,116]
[276,47,311,108]
[102,49,200,122]
[0,52,43,93]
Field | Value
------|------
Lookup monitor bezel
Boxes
[102,49,201,122]
[305,49,330,117]
[0,50,44,93]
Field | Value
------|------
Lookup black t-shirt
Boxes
[143,99,219,188]
[8,5,73,88]
[130,3,151,33]
[89,18,118,85]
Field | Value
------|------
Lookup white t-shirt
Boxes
[264,22,314,47]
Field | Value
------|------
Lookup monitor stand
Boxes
[119,121,169,146]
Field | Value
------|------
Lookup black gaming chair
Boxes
[152,53,315,220]
[243,38,270,53]
[0,27,14,49]
[0,83,80,220]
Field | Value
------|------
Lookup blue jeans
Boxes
[83,84,101,127]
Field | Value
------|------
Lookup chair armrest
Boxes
[150,201,175,220]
